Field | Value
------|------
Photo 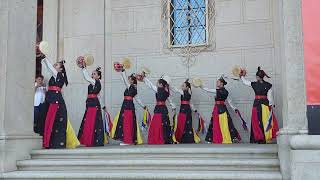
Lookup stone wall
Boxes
[105,0,283,142]
[49,0,284,142]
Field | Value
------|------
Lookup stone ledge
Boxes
[30,144,278,155]
[290,135,320,150]
[0,134,41,140]
[2,170,283,179]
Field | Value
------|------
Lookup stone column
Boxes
[0,0,41,174]
[277,0,308,179]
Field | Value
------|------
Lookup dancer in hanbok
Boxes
[41,57,79,149]
[199,76,241,144]
[171,79,200,143]
[111,69,145,145]
[78,67,106,147]
[240,67,279,144]
[143,74,176,144]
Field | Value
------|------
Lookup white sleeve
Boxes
[82,68,95,85]
[41,58,57,78]
[144,77,157,92]
[134,95,145,108]
[240,76,252,87]
[167,96,176,109]
[267,88,274,106]
[120,71,130,89]
[227,96,237,111]
[200,86,216,94]
[171,86,184,95]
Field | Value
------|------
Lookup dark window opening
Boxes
[36,0,43,77]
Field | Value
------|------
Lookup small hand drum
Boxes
[192,78,203,88]
[136,73,145,82]
[140,67,151,75]
[232,65,247,77]
[122,58,131,69]
[39,41,49,55]
[76,56,85,68]
[84,54,94,66]
[113,62,123,72]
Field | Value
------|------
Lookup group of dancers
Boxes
[33,56,279,149]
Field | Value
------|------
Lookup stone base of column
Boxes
[290,135,320,180]
[0,135,41,174]
[277,128,299,180]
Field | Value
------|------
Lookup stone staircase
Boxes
[3,144,282,179]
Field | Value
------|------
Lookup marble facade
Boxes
[0,0,318,179]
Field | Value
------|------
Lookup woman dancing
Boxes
[111,69,145,145]
[78,67,106,147]
[143,74,176,144]
[171,79,200,143]
[199,76,241,144]
[41,57,79,149]
[240,67,278,144]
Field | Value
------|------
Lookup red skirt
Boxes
[148,112,173,144]
[43,103,67,149]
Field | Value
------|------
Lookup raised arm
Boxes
[267,88,274,106]
[144,77,157,92]
[240,76,252,87]
[134,95,145,109]
[171,85,183,95]
[167,96,177,110]
[200,86,216,94]
[120,70,130,88]
[41,58,57,78]
[82,68,95,85]
[227,95,237,111]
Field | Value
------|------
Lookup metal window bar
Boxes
[168,0,208,48]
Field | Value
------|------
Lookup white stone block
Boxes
[244,0,271,22]
[63,0,105,37]
[244,48,275,73]
[63,35,105,84]
[291,149,320,180]
[216,22,273,49]
[134,6,161,31]
[111,0,160,9]
[0,10,8,80]
[112,9,134,33]
[136,55,187,78]
[189,51,242,77]
[112,31,161,55]
[0,0,8,9]
[216,0,242,24]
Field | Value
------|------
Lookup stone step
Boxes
[3,170,283,180]
[31,144,278,159]
[17,158,280,171]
